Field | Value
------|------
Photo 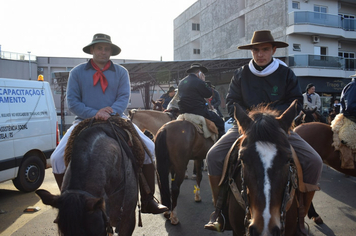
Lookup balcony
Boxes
[289,11,356,31]
[0,51,37,61]
[289,54,355,71]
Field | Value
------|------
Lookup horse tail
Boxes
[155,128,171,210]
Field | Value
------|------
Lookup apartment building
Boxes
[174,0,356,114]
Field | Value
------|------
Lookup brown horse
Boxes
[36,117,140,236]
[294,122,356,177]
[224,100,314,235]
[151,99,165,111]
[155,119,215,225]
[128,109,175,135]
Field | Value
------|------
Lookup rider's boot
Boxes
[204,175,227,232]
[140,163,169,214]
[54,173,64,191]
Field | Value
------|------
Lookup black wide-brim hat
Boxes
[186,63,208,74]
[83,33,121,56]
[237,30,289,50]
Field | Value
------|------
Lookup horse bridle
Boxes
[62,190,114,235]
[229,159,298,236]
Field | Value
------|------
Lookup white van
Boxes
[0,78,58,192]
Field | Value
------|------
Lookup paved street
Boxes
[0,163,355,236]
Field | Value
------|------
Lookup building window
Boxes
[293,44,301,51]
[193,49,200,54]
[314,5,327,19]
[292,1,300,9]
[192,23,200,31]
[339,51,355,70]
[339,14,355,31]
[314,46,327,60]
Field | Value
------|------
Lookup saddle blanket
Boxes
[331,113,356,169]
[177,113,218,142]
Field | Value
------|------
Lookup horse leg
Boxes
[194,160,202,202]
[170,170,185,225]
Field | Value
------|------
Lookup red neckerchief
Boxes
[91,59,111,93]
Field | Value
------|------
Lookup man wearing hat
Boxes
[205,30,322,231]
[159,86,176,109]
[177,63,225,138]
[50,33,168,215]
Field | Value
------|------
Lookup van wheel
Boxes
[12,156,45,192]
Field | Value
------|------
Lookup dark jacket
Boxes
[340,78,356,118]
[178,74,213,117]
[226,63,302,117]
[159,93,173,109]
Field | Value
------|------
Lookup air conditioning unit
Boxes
[312,36,320,43]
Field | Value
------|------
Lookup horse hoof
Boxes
[312,216,324,225]
[195,196,202,202]
[170,217,179,225]
[163,211,171,220]
[191,174,196,180]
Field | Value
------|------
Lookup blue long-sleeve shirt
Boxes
[67,60,130,121]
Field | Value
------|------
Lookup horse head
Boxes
[302,107,318,123]
[233,100,298,235]
[152,99,165,111]
[36,189,109,236]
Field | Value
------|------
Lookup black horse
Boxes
[36,117,142,236]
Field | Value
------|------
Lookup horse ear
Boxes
[86,197,105,211]
[277,99,298,133]
[233,103,252,132]
[36,189,60,208]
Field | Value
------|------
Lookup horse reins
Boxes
[229,158,298,236]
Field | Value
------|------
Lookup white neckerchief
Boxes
[248,58,287,77]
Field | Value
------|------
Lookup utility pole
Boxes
[28,51,31,80]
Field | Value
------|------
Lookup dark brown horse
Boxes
[294,107,319,126]
[151,99,165,111]
[294,122,356,177]
[36,117,141,236]
[155,119,215,225]
[224,100,314,235]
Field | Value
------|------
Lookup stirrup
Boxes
[204,211,225,232]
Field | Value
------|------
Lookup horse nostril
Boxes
[271,225,281,236]
[249,225,260,236]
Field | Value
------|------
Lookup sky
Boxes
[1,0,197,61]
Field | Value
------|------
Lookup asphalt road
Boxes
[0,163,355,236]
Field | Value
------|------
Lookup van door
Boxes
[0,79,16,182]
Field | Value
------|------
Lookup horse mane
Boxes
[242,105,280,138]
[64,116,146,168]
[240,105,290,152]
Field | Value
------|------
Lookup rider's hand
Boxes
[95,107,113,120]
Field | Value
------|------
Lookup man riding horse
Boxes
[204,30,323,232]
[177,63,225,139]
[50,33,168,216]
[330,75,356,169]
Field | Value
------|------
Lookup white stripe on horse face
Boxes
[255,141,277,235]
